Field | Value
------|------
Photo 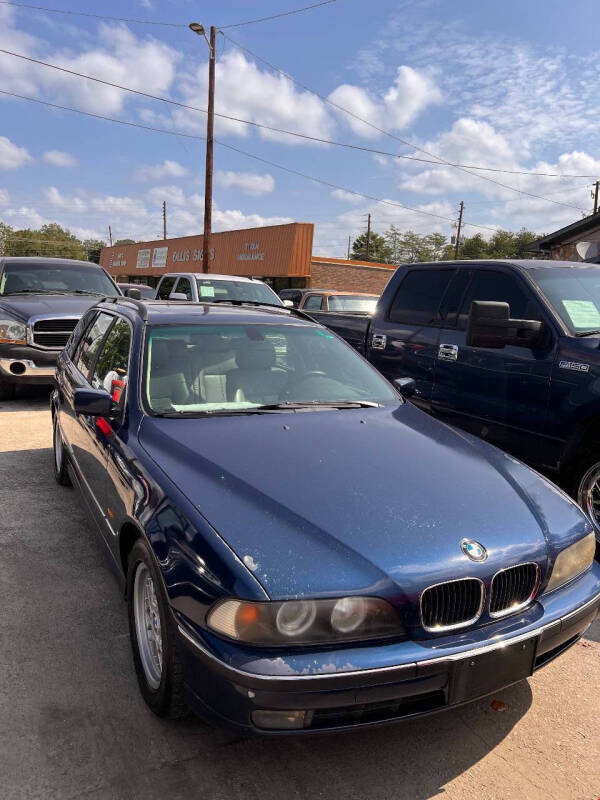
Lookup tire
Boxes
[52,415,72,486]
[0,377,16,401]
[572,454,600,533]
[127,539,187,718]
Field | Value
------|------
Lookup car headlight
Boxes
[0,318,26,345]
[206,596,405,646]
[545,533,596,593]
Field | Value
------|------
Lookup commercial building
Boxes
[99,222,395,295]
[528,211,600,262]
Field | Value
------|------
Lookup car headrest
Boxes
[234,339,276,370]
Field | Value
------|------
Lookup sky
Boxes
[0,0,599,256]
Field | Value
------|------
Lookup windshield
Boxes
[529,266,600,334]
[196,278,282,306]
[328,295,378,312]
[144,323,397,415]
[0,263,120,297]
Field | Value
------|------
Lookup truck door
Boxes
[368,267,457,409]
[432,267,555,465]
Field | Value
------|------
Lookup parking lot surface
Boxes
[1,386,599,800]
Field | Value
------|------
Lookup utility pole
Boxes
[594,181,599,215]
[347,235,351,260]
[366,213,371,260]
[108,225,113,247]
[162,201,167,240]
[454,201,464,260]
[189,22,216,274]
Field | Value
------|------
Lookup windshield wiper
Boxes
[254,401,381,410]
[2,289,72,295]
[575,330,600,337]
[152,401,381,418]
[201,299,286,309]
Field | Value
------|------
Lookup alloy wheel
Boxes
[133,563,163,690]
[577,462,600,531]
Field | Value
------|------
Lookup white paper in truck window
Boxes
[199,285,215,297]
[562,299,600,328]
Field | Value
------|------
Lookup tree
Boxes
[382,228,449,263]
[0,222,13,256]
[351,231,393,263]
[83,239,106,264]
[461,233,488,259]
[114,238,136,246]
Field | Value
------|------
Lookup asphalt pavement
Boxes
[1,385,599,800]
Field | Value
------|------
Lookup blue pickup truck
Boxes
[315,259,600,534]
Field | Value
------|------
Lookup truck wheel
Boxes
[127,539,188,719]
[574,456,600,532]
[53,416,72,486]
[0,377,16,401]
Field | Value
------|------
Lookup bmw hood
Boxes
[0,294,102,322]
[138,404,589,600]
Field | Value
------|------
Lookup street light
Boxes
[189,22,216,274]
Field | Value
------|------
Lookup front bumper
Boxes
[176,567,600,734]
[0,345,58,384]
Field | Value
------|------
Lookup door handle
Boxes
[438,343,458,362]
[371,333,387,350]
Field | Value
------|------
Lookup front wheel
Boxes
[127,539,187,718]
[574,456,600,533]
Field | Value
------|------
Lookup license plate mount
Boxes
[450,637,536,705]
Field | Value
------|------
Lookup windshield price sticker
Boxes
[562,299,600,329]
[199,285,215,297]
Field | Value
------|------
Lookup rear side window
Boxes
[389,269,456,325]
[156,276,177,300]
[176,277,193,300]
[91,318,132,392]
[457,270,541,331]
[303,295,323,310]
[66,309,97,359]
[74,312,114,380]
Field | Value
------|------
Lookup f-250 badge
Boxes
[559,360,590,373]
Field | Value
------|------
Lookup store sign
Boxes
[152,246,168,268]
[110,251,126,268]
[237,242,265,262]
[136,249,151,269]
[172,248,215,263]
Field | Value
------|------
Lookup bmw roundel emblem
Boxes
[461,539,487,562]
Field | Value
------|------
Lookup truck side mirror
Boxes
[169,292,188,301]
[282,299,294,308]
[124,287,141,299]
[393,377,416,398]
[466,301,544,349]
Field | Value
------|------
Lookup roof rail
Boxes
[100,295,148,321]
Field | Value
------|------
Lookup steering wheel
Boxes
[279,370,328,400]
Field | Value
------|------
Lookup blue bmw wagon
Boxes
[51,296,600,734]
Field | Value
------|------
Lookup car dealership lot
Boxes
[1,387,599,800]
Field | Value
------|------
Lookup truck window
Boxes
[389,269,455,325]
[457,270,541,331]
[156,276,177,300]
[176,277,193,300]
[304,295,324,310]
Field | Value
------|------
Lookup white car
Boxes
[154,273,286,307]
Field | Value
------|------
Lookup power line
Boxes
[0,88,501,233]
[219,0,336,29]
[221,33,590,212]
[0,48,595,192]
[0,0,336,29]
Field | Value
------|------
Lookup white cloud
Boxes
[0,136,32,170]
[331,189,362,204]
[45,186,87,212]
[90,193,148,219]
[43,150,77,168]
[328,66,441,139]
[215,171,274,196]
[145,185,187,207]
[0,188,9,206]
[135,160,188,181]
[172,50,335,143]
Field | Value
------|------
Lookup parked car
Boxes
[155,272,284,306]
[278,287,331,308]
[118,282,156,300]
[299,290,379,313]
[51,296,599,734]
[316,259,600,538]
[0,256,121,400]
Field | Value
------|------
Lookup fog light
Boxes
[251,709,314,730]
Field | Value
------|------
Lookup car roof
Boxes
[0,256,100,268]
[406,258,587,271]
[100,298,316,327]
[305,290,378,296]
[159,272,265,283]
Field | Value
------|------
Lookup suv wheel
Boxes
[127,539,187,718]
[0,377,16,401]
[53,416,71,486]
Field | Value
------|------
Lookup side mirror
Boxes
[282,299,294,308]
[466,301,544,349]
[393,377,416,398]
[125,287,142,299]
[73,388,114,416]
[169,292,188,301]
